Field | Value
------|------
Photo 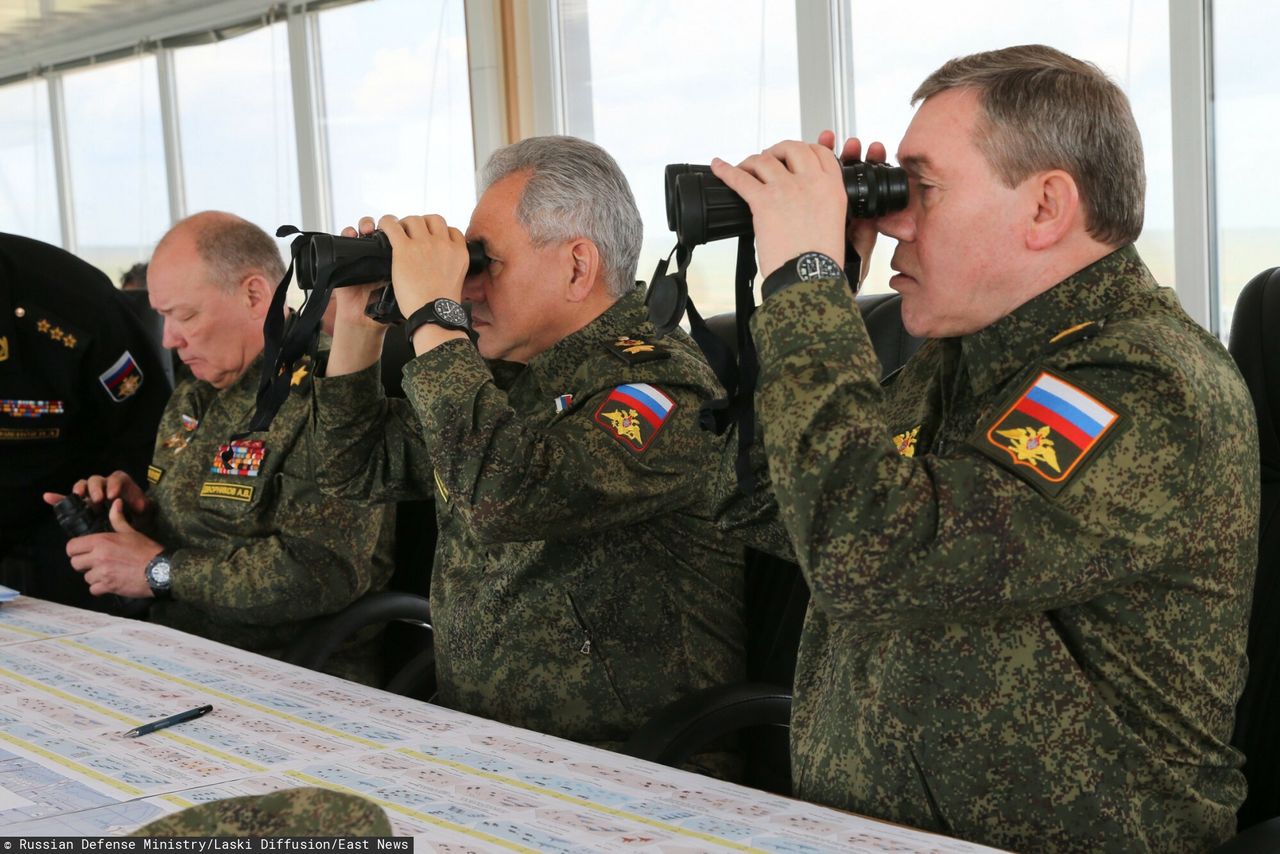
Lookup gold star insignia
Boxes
[62,334,77,348]
[36,319,50,333]
[49,327,63,341]
[291,365,309,386]
[616,336,655,354]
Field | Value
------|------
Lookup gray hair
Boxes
[481,135,643,298]
[171,211,286,292]
[913,44,1145,246]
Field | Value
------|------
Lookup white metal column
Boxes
[795,0,853,143]
[1168,0,1218,333]
[286,3,331,233]
[46,73,76,254]
[526,0,565,137]
[156,47,186,226]
[464,0,509,178]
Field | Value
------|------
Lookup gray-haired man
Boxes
[314,136,745,762]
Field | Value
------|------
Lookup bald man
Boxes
[48,212,393,685]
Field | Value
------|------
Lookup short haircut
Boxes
[480,135,643,299]
[913,44,1145,246]
[177,212,286,293]
[120,261,148,289]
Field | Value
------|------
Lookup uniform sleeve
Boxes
[750,276,1218,628]
[713,424,797,561]
[401,339,719,544]
[165,399,391,625]
[310,364,438,504]
[79,287,170,485]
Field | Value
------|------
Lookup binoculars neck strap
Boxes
[237,226,333,438]
[648,237,761,495]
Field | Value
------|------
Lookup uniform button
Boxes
[14,306,25,317]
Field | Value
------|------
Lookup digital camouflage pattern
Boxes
[146,353,394,684]
[742,245,1258,851]
[130,787,391,837]
[313,285,745,749]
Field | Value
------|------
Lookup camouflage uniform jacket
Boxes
[313,286,745,746]
[748,246,1257,852]
[147,353,394,683]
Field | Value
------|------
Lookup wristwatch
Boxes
[404,298,471,342]
[144,551,173,599]
[761,251,845,300]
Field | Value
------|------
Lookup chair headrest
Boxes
[1228,267,1280,480]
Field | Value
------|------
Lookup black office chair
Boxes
[624,293,923,792]
[1227,266,1280,837]
[284,334,439,699]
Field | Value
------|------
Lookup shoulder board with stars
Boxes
[604,335,670,365]
[972,369,1121,497]
[593,383,676,453]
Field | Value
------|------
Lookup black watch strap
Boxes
[405,299,470,343]
[761,252,844,300]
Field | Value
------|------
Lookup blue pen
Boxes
[123,704,213,738]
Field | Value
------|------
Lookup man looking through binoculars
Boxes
[312,136,745,765]
[712,44,1256,851]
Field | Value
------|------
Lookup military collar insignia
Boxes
[606,335,670,365]
[291,364,310,386]
[593,383,676,453]
[1,399,64,418]
[163,414,199,454]
[98,351,144,402]
[973,369,1121,497]
[212,439,266,477]
[892,425,921,458]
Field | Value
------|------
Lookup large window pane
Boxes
[849,1,1175,298]
[0,79,60,245]
[174,23,300,239]
[561,0,801,317]
[319,0,476,228]
[61,56,170,281]
[1213,0,1280,335]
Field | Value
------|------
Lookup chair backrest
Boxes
[1228,266,1280,830]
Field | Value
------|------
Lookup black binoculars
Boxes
[664,161,909,246]
[295,231,489,325]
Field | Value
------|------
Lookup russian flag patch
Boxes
[593,383,676,453]
[977,370,1120,496]
[98,350,144,403]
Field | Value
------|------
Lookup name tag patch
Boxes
[200,482,255,502]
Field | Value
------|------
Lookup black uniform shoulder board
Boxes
[604,335,670,364]
[1047,319,1104,352]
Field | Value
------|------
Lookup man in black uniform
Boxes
[0,233,170,609]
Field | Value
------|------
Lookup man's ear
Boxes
[242,274,274,317]
[1025,169,1081,251]
[565,239,601,302]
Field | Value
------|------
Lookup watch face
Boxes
[796,252,842,282]
[433,299,469,328]
[148,559,171,587]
